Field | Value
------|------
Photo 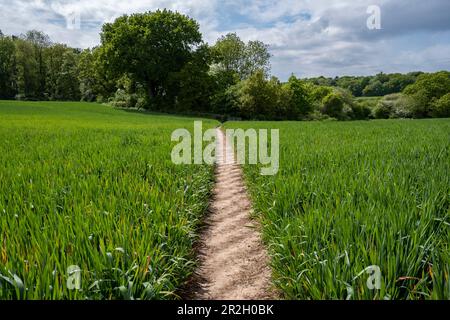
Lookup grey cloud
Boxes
[0,0,449,79]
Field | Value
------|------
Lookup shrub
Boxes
[391,94,415,118]
[322,93,344,119]
[350,102,372,120]
[110,89,138,109]
[134,96,149,110]
[235,71,279,120]
[374,93,415,119]
[431,93,450,118]
[286,76,313,117]
[403,71,450,117]
[304,110,335,121]
[311,85,333,102]
[374,100,393,119]
[14,94,27,101]
[211,84,240,116]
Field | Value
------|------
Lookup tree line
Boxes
[305,72,424,98]
[0,10,449,120]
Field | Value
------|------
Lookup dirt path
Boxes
[188,128,275,300]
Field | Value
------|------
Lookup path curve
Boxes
[189,128,275,300]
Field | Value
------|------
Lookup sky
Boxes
[0,0,449,80]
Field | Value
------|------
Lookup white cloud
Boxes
[0,0,449,79]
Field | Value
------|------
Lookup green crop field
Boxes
[0,101,218,299]
[1,100,449,301]
[226,119,450,299]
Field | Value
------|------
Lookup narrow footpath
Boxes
[189,128,275,300]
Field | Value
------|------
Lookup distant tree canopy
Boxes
[0,34,16,99]
[306,72,421,97]
[0,11,449,121]
[0,29,81,101]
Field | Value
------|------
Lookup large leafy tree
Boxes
[99,10,203,107]
[213,33,271,80]
[168,45,215,113]
[212,33,245,76]
[23,30,51,99]
[46,44,80,100]
[77,48,117,102]
[15,38,39,99]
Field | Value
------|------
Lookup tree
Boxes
[77,49,98,102]
[23,30,51,99]
[286,75,313,118]
[170,45,214,113]
[322,93,344,118]
[58,49,80,100]
[45,44,80,101]
[431,93,450,118]
[91,47,119,102]
[363,79,384,96]
[212,33,245,77]
[213,33,271,80]
[373,101,392,119]
[403,71,450,117]
[311,85,333,102]
[15,38,39,99]
[236,70,279,119]
[242,40,271,79]
[0,36,17,99]
[373,94,412,119]
[100,10,203,108]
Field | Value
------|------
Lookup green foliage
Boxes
[0,101,217,299]
[286,75,313,118]
[307,72,420,97]
[322,92,345,119]
[169,45,215,113]
[350,102,372,120]
[77,48,115,102]
[212,33,245,78]
[14,38,39,99]
[0,36,17,99]
[374,100,392,119]
[227,119,450,300]
[210,83,241,116]
[355,97,381,111]
[373,94,416,119]
[109,74,142,109]
[431,93,450,118]
[111,89,138,109]
[0,20,447,121]
[235,70,279,119]
[1,31,84,101]
[403,71,450,117]
[243,40,272,79]
[100,10,203,108]
[212,33,271,80]
[363,79,384,97]
[230,71,305,120]
[404,71,450,99]
[23,30,51,99]
[46,45,80,101]
[311,85,334,102]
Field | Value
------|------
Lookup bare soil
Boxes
[187,128,276,300]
